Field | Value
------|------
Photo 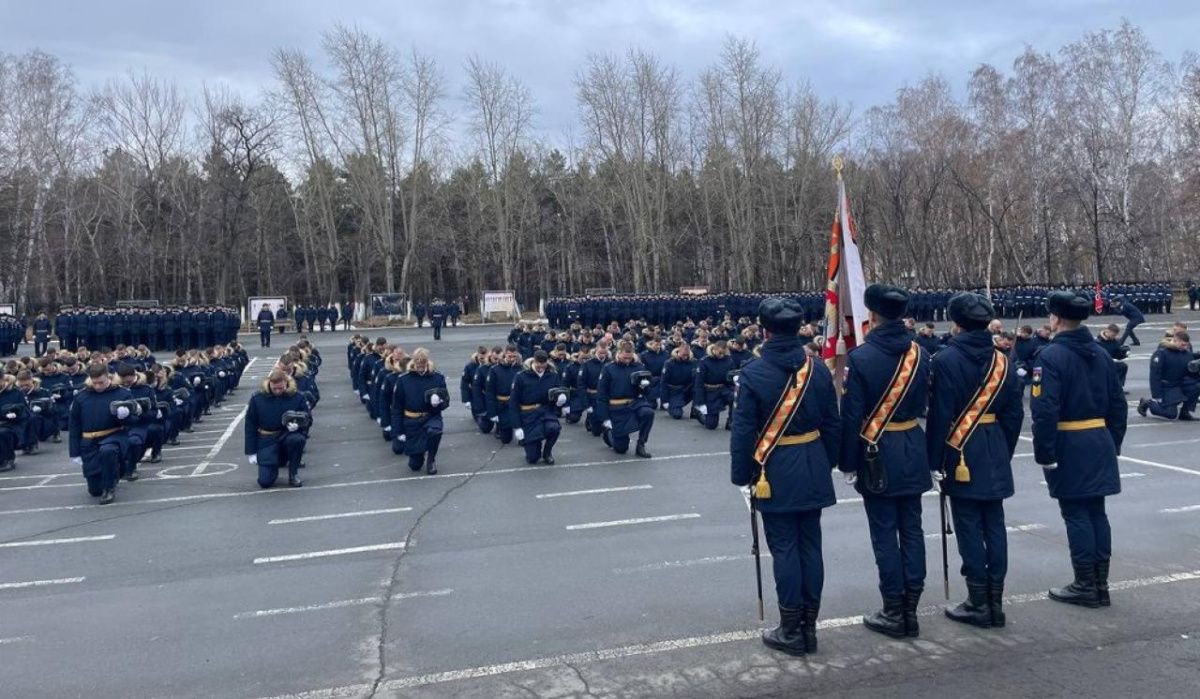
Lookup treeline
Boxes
[1,20,1198,311]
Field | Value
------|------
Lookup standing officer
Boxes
[33,313,52,356]
[390,348,448,474]
[1033,291,1126,607]
[510,350,566,464]
[68,364,137,504]
[1111,296,1145,347]
[839,284,932,639]
[926,293,1024,629]
[730,297,841,656]
[257,305,275,348]
[596,340,655,458]
[414,300,427,328]
[429,300,445,341]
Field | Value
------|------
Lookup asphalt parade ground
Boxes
[1,315,1198,698]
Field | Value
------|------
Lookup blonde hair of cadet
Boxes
[261,370,298,395]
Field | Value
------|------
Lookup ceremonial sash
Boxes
[945,350,1008,483]
[751,358,815,499]
[859,342,922,445]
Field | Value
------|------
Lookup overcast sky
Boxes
[2,0,1197,139]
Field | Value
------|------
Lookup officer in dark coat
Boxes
[694,341,736,430]
[33,313,51,356]
[257,306,275,348]
[1111,297,1145,346]
[429,301,445,340]
[1137,331,1199,420]
[390,349,448,474]
[68,364,136,504]
[245,370,310,488]
[639,336,669,409]
[596,340,655,458]
[731,297,841,656]
[926,293,1024,628]
[1032,291,1127,607]
[510,351,566,464]
[838,284,932,638]
[414,301,426,327]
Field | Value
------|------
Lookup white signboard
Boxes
[248,296,288,324]
[481,290,520,319]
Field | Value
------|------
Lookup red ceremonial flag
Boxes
[1094,281,1104,314]
[822,175,868,372]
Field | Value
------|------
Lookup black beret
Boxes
[948,292,994,331]
[757,297,804,335]
[864,284,909,320]
[1046,291,1090,321]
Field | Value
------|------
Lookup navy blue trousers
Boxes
[610,406,654,454]
[950,497,1008,583]
[1058,497,1112,566]
[863,494,926,597]
[761,509,824,610]
[523,422,561,464]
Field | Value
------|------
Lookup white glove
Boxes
[364,394,371,401]
[31,406,42,413]
[563,407,571,415]
[71,457,83,466]
[463,402,471,408]
[556,393,568,406]
[377,417,383,425]
[116,406,130,419]
[193,377,201,386]
[398,434,406,442]
[1017,367,1028,378]
[286,422,299,432]
[384,426,391,432]
[584,406,592,414]
[174,398,183,406]
[4,412,14,420]
[844,472,857,486]
[639,379,650,388]
[1042,462,1058,470]
[514,428,525,441]
[430,394,443,407]
[248,455,257,465]
[155,410,163,419]
[491,416,499,423]
[602,420,613,430]
[932,470,945,482]
[218,371,227,378]
[697,405,708,416]
[733,375,740,384]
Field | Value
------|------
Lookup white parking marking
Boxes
[924,523,1045,540]
[1119,455,1200,477]
[260,567,1200,698]
[613,554,760,574]
[0,636,31,644]
[233,589,453,619]
[0,535,114,548]
[536,485,653,499]
[268,508,413,525]
[253,542,406,564]
[0,576,86,590]
[1160,504,1200,514]
[566,513,700,531]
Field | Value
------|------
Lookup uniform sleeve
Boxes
[390,378,405,435]
[596,367,611,422]
[1149,350,1164,400]
[244,396,258,456]
[924,356,952,474]
[838,356,866,475]
[728,377,759,487]
[816,366,842,470]
[485,369,498,418]
[461,363,473,403]
[997,368,1025,457]
[1030,358,1060,466]
[1105,357,1128,454]
[68,398,83,458]
[435,374,449,414]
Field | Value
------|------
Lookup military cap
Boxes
[864,284,909,320]
[757,297,804,335]
[1046,291,1090,321]
[948,292,994,331]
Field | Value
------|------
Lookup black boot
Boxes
[903,588,922,637]
[99,489,115,505]
[635,441,652,459]
[1096,560,1111,607]
[122,470,140,482]
[426,457,437,475]
[288,473,303,487]
[1049,563,1100,608]
[0,460,14,473]
[988,580,1006,628]
[945,580,991,628]
[1136,398,1149,417]
[800,606,819,654]
[863,596,906,638]
[542,445,554,465]
[762,606,806,656]
[149,452,161,464]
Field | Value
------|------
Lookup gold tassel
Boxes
[754,469,772,499]
[954,452,971,483]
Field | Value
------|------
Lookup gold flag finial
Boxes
[832,155,844,180]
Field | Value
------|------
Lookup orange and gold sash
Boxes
[859,342,922,445]
[751,358,814,499]
[945,350,1008,483]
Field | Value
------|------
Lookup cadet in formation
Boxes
[245,369,311,488]
[730,297,841,656]
[839,284,932,639]
[510,350,565,464]
[391,348,448,474]
[68,364,136,504]
[1032,291,1127,608]
[596,340,655,458]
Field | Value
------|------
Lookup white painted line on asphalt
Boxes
[613,554,760,574]
[1127,437,1200,448]
[0,535,114,548]
[0,452,727,517]
[268,507,413,525]
[1161,504,1200,514]
[536,484,653,499]
[924,523,1045,540]
[1040,472,1145,486]
[0,576,85,590]
[233,589,453,619]
[253,542,406,564]
[0,636,31,645]
[566,513,700,531]
[1119,455,1200,477]
[262,566,1200,698]
[837,491,938,506]
[161,444,219,452]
